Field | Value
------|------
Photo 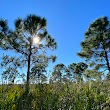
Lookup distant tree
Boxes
[105,72,110,80]
[0,15,57,90]
[84,70,102,81]
[78,17,110,73]
[68,62,88,82]
[30,60,47,84]
[52,63,67,83]
[0,55,21,84]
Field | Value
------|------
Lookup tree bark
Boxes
[102,38,110,73]
[104,49,110,72]
[26,38,32,91]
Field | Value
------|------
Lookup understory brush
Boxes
[0,81,110,110]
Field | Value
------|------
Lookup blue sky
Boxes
[0,0,110,69]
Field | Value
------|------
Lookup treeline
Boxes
[0,15,110,85]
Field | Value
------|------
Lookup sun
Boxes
[33,37,40,44]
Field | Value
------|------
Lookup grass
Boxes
[0,81,110,110]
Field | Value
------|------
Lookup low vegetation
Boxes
[0,80,110,110]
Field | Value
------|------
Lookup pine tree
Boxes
[78,17,110,73]
[0,15,57,90]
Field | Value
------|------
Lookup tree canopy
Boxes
[0,15,57,88]
[78,17,110,73]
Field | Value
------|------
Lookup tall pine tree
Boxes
[78,17,110,73]
[0,15,57,90]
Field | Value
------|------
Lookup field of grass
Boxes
[0,81,110,110]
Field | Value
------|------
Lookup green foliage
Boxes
[68,62,88,82]
[0,13,110,110]
[78,17,110,72]
[84,70,103,81]
[0,81,110,110]
[0,14,57,86]
[52,63,67,83]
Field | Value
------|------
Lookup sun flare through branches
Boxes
[33,37,40,44]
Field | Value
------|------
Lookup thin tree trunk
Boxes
[26,38,32,91]
[102,37,110,73]
[104,49,110,72]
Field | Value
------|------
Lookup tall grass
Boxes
[0,81,110,110]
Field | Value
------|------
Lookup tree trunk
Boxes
[102,38,110,73]
[104,49,110,72]
[26,38,32,91]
